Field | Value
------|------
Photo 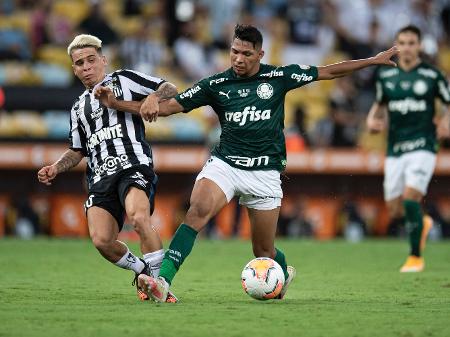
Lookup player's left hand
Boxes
[94,86,116,108]
[140,94,159,122]
[372,46,399,67]
[437,116,450,140]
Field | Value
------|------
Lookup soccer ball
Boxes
[241,257,285,300]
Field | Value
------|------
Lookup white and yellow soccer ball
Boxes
[241,257,285,300]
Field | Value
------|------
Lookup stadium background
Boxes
[1,0,450,242]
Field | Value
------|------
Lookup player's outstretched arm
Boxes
[366,102,387,134]
[139,82,179,122]
[37,149,83,185]
[317,46,399,80]
[94,86,142,115]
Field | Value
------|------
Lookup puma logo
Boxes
[219,91,231,99]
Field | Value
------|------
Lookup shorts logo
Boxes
[131,172,148,188]
[84,194,94,209]
[226,155,269,167]
[94,154,130,178]
[256,83,273,99]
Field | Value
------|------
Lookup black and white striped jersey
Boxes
[69,69,164,188]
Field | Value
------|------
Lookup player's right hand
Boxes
[37,165,58,186]
[94,86,116,109]
[366,118,385,133]
[139,94,159,122]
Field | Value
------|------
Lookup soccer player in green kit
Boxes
[366,25,450,272]
[98,24,398,301]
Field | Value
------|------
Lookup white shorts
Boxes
[384,150,436,201]
[196,156,283,210]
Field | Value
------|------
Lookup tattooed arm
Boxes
[139,82,178,122]
[37,149,84,186]
[94,82,178,121]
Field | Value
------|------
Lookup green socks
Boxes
[403,200,423,257]
[158,224,290,285]
[274,248,289,280]
[159,224,198,285]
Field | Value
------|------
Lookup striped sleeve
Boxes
[116,69,165,96]
[68,100,87,155]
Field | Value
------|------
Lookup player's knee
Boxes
[91,235,114,252]
[127,210,148,231]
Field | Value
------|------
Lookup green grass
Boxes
[1,238,450,337]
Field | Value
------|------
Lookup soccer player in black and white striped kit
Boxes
[37,34,178,302]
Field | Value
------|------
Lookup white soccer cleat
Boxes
[275,265,296,299]
[138,274,170,303]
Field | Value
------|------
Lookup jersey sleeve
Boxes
[174,78,213,112]
[68,102,87,156]
[374,68,386,104]
[436,71,450,105]
[282,64,318,91]
[116,69,165,96]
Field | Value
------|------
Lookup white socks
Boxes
[115,248,164,276]
[143,249,164,277]
[115,249,145,274]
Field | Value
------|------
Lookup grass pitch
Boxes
[1,238,450,337]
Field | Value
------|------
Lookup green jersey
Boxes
[175,63,318,171]
[375,62,450,157]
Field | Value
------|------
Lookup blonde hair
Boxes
[67,34,102,56]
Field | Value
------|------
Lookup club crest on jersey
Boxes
[256,83,273,99]
[103,78,123,98]
[413,80,428,95]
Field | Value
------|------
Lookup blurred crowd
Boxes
[1,0,450,148]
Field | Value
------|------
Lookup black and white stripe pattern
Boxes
[69,69,164,187]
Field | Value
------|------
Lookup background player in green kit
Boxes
[366,25,450,273]
[99,24,398,302]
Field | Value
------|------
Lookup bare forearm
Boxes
[158,98,185,116]
[54,149,83,173]
[370,103,386,119]
[318,58,376,80]
[111,100,143,115]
